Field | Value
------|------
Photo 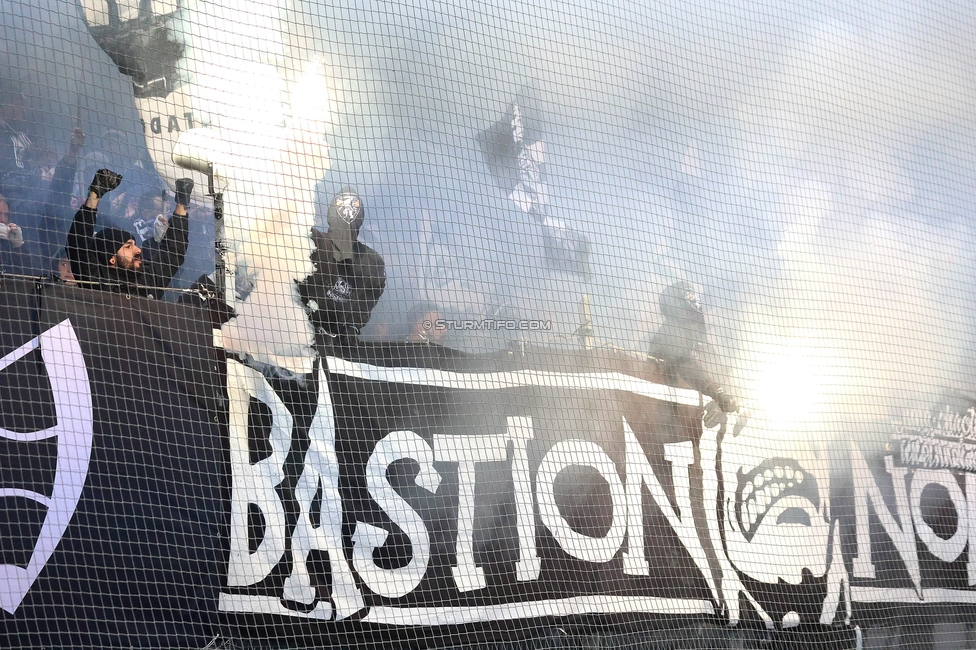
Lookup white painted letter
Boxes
[226,360,290,587]
[352,430,440,598]
[968,473,976,586]
[283,366,364,618]
[536,438,626,564]
[435,434,509,592]
[851,445,921,596]
[622,419,718,602]
[508,417,540,581]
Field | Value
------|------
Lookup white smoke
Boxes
[24,0,976,389]
[173,0,334,373]
[730,16,976,433]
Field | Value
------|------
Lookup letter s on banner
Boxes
[537,439,626,563]
[226,360,292,586]
[353,431,440,598]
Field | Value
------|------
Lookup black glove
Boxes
[713,386,738,413]
[89,169,122,199]
[175,178,194,207]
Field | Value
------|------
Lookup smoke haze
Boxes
[4,0,976,427]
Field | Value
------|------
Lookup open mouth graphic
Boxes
[734,457,819,541]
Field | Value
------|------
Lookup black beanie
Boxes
[93,227,133,266]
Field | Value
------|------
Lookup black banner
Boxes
[217,341,974,647]
[219,343,740,635]
[0,280,223,649]
[5,285,976,648]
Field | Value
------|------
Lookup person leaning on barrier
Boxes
[66,169,193,298]
[298,187,386,341]
[405,301,446,345]
[650,280,738,426]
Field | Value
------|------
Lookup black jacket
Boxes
[650,318,722,398]
[66,204,188,297]
[0,236,40,275]
[298,229,386,337]
[35,153,80,261]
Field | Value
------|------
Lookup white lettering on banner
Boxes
[353,430,441,598]
[536,439,627,564]
[508,417,541,581]
[434,434,510,592]
[894,405,976,472]
[216,354,976,623]
[969,473,976,587]
[819,524,852,626]
[846,444,976,604]
[851,445,921,595]
[226,361,291,587]
[621,420,719,603]
[283,366,364,618]
[219,359,713,618]
[910,469,968,564]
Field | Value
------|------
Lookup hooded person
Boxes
[650,280,738,421]
[298,186,386,340]
[66,168,193,298]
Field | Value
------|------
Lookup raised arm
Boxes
[142,178,191,291]
[49,127,84,207]
[66,169,122,280]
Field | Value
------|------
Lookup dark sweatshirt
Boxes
[298,228,386,337]
[66,204,188,298]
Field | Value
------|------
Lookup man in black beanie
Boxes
[67,168,193,298]
[298,187,386,340]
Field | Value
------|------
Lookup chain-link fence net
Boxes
[3,0,976,648]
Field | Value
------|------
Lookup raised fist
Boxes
[88,169,122,199]
[175,178,194,207]
[713,386,738,413]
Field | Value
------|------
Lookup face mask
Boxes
[326,189,363,262]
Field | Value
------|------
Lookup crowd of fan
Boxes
[0,82,742,411]
[0,80,212,294]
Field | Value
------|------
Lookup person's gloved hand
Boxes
[6,223,24,248]
[89,168,122,198]
[175,178,194,207]
[713,386,738,413]
[153,214,169,242]
[0,222,9,242]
